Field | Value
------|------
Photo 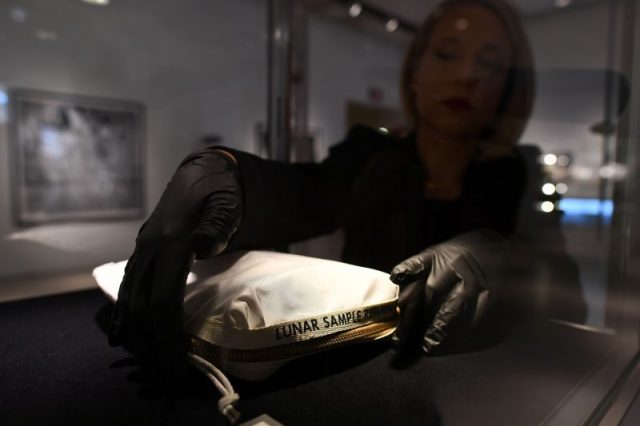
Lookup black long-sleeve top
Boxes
[224,125,527,272]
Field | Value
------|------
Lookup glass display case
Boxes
[1,0,639,424]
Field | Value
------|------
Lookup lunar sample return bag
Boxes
[93,251,399,424]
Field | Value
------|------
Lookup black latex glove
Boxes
[389,229,508,354]
[108,147,242,375]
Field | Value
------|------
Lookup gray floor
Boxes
[621,388,640,426]
[563,223,610,327]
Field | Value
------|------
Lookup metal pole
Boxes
[267,0,293,162]
[605,0,640,339]
[267,0,310,163]
[290,3,312,162]
[595,2,620,236]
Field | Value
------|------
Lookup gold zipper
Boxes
[189,319,398,363]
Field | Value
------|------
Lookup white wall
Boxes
[1,0,612,287]
[290,15,405,259]
[522,1,615,198]
[0,1,406,284]
[522,1,619,326]
[308,15,405,159]
[0,0,267,280]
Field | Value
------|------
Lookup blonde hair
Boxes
[400,0,535,160]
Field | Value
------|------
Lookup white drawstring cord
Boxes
[188,353,241,424]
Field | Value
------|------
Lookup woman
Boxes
[109,0,535,373]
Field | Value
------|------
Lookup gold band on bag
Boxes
[189,318,399,363]
[193,299,399,351]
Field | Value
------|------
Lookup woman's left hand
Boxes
[389,229,509,354]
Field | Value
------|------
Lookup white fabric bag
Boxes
[93,250,399,423]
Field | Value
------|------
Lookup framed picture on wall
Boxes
[9,88,145,225]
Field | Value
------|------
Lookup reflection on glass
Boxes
[0,0,639,423]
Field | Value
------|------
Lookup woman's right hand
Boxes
[390,230,508,355]
[108,147,242,376]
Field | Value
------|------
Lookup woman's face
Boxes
[412,5,514,140]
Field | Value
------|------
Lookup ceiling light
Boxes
[349,3,362,18]
[385,19,398,32]
[556,183,568,194]
[543,154,557,166]
[10,8,28,23]
[36,30,59,41]
[571,166,594,181]
[554,0,572,7]
[81,0,110,6]
[556,154,570,167]
[540,201,555,213]
[454,18,469,31]
[599,163,628,180]
[542,183,556,196]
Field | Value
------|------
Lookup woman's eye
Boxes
[477,50,507,73]
[434,50,456,61]
[478,59,503,69]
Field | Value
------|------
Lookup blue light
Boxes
[559,198,613,216]
[559,198,613,225]
[0,91,8,105]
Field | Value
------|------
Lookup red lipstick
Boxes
[441,97,474,112]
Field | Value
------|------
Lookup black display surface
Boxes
[0,289,629,425]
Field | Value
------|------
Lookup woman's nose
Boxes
[453,57,480,87]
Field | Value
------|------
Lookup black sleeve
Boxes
[219,125,392,251]
[460,152,528,237]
